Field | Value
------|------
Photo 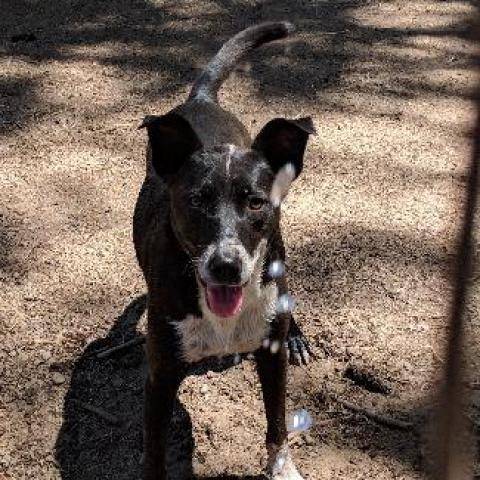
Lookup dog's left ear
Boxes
[139,113,201,179]
[252,116,315,205]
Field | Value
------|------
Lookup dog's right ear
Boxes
[139,113,201,178]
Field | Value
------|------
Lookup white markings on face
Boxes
[225,144,235,176]
[197,242,218,286]
[175,239,279,363]
[197,234,264,288]
[270,163,296,207]
[267,443,305,480]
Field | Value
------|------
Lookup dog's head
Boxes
[141,113,314,319]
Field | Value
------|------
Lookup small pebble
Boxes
[304,433,315,446]
[52,372,65,385]
[39,350,51,362]
[200,384,209,395]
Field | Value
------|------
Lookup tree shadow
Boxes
[284,217,480,474]
[1,0,477,139]
[0,4,409,119]
[54,295,149,480]
[288,222,449,312]
[0,74,38,134]
[315,388,428,472]
[0,211,32,284]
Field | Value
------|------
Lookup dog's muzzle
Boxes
[206,249,243,285]
[198,240,254,318]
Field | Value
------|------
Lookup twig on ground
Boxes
[332,395,414,431]
[71,399,121,425]
[319,31,348,35]
[95,336,146,359]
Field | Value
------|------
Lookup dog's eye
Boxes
[189,194,202,208]
[248,197,265,211]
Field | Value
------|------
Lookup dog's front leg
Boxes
[144,323,186,480]
[256,334,304,480]
[286,315,313,366]
[144,368,183,480]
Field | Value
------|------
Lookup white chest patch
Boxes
[173,281,278,363]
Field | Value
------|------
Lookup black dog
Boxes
[133,22,315,480]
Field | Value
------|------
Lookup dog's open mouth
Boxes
[205,285,244,318]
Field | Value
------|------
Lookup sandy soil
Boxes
[1,0,479,479]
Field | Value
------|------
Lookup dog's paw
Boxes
[286,333,312,366]
[268,444,305,480]
[271,458,305,480]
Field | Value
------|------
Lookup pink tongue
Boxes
[206,286,244,318]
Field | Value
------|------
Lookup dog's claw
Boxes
[285,334,312,366]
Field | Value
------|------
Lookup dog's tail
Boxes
[188,21,294,103]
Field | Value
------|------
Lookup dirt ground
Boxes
[1,0,479,479]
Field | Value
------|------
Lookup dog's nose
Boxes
[207,251,242,285]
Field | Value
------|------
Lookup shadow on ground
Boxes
[52,224,479,478]
[54,295,253,480]
[1,0,475,134]
[55,295,149,480]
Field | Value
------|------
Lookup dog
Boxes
[133,22,315,480]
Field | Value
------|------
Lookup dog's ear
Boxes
[252,116,315,206]
[139,113,201,178]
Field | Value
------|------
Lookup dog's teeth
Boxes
[276,293,295,314]
[233,353,241,365]
[262,338,271,349]
[268,260,285,279]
